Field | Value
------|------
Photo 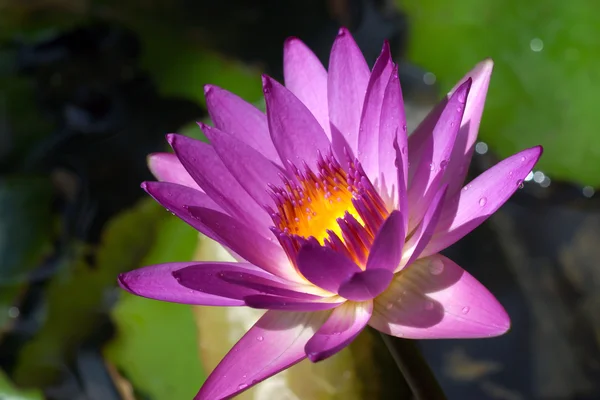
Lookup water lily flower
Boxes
[118,28,542,399]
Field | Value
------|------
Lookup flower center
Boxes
[270,152,389,267]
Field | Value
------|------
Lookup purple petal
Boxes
[401,185,448,269]
[147,152,201,190]
[305,301,372,362]
[421,146,542,258]
[142,181,224,241]
[365,210,404,272]
[196,310,329,400]
[204,84,281,165]
[328,27,370,155]
[380,68,408,212]
[173,263,318,300]
[296,243,361,293]
[244,295,343,311]
[187,206,302,282]
[118,262,243,306]
[168,134,271,231]
[369,255,510,338]
[283,37,330,138]
[406,79,471,232]
[357,41,393,177]
[201,122,284,208]
[263,75,331,173]
[411,60,494,198]
[338,269,394,301]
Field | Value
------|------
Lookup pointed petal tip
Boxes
[203,84,215,95]
[117,273,131,292]
[284,36,301,47]
[337,26,350,36]
[165,132,178,146]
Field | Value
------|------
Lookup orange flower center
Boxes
[270,153,389,268]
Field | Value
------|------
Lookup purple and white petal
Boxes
[406,80,471,232]
[196,310,329,400]
[187,206,301,282]
[442,60,494,196]
[365,210,405,272]
[118,262,243,306]
[168,133,272,231]
[201,123,284,208]
[401,185,447,269]
[263,75,332,173]
[305,301,373,362]
[244,295,344,311]
[421,146,542,258]
[338,269,394,301]
[328,27,370,156]
[147,152,201,190]
[283,37,330,138]
[369,255,510,339]
[173,263,319,300]
[380,68,408,212]
[142,181,224,241]
[204,84,281,164]
[296,243,361,293]
[357,41,393,176]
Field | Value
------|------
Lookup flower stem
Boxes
[379,333,447,400]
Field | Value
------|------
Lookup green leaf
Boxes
[0,369,42,400]
[13,198,164,387]
[104,216,205,400]
[0,176,54,333]
[400,0,600,186]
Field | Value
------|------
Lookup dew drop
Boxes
[461,306,470,314]
[429,259,444,275]
[429,163,435,171]
[439,160,449,170]
[238,383,248,390]
[478,197,487,207]
[256,336,264,342]
[516,179,524,189]
[385,303,393,310]
[401,146,408,155]
[520,156,526,162]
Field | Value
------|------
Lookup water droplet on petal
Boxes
[256,336,264,342]
[429,163,435,171]
[478,197,487,206]
[520,156,526,162]
[461,306,470,314]
[385,303,393,310]
[401,146,408,155]
[429,259,444,275]
[516,179,524,189]
[439,160,449,170]
[238,383,248,390]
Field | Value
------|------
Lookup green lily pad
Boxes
[13,198,164,387]
[401,0,600,186]
[0,369,42,400]
[104,215,204,400]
